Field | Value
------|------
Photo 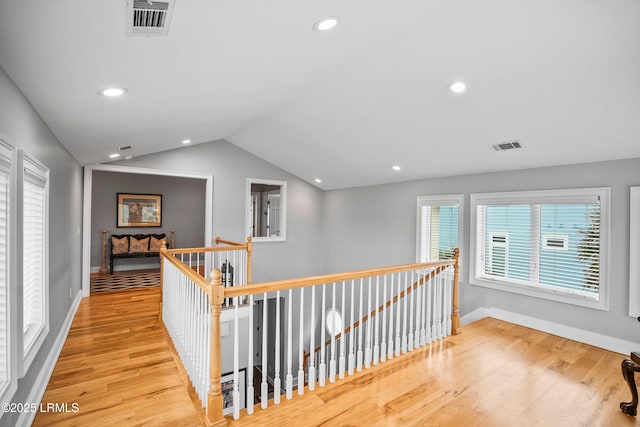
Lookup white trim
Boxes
[17,290,82,427]
[469,187,611,311]
[82,164,214,297]
[90,262,161,274]
[245,178,287,242]
[415,193,464,263]
[18,151,50,377]
[462,306,639,356]
[630,187,640,318]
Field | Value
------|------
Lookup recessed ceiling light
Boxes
[313,16,339,32]
[181,139,192,144]
[124,155,133,160]
[392,165,401,171]
[449,81,467,94]
[109,153,120,158]
[98,87,127,97]
[315,178,322,183]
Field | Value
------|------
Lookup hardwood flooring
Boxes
[33,287,203,427]
[35,286,637,426]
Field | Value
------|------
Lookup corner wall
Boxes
[322,158,640,345]
[0,66,83,425]
[115,141,325,282]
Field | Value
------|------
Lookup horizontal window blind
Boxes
[0,169,9,384]
[23,177,46,351]
[417,195,462,262]
[475,196,603,299]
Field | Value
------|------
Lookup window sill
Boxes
[470,276,609,311]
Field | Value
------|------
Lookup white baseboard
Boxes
[461,306,640,356]
[19,290,83,427]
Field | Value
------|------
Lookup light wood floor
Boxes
[35,286,637,426]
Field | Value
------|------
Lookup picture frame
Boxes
[116,193,162,227]
[221,368,246,416]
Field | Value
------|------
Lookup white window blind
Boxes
[0,138,15,404]
[19,151,49,376]
[416,194,463,262]
[23,176,45,349]
[470,188,610,310]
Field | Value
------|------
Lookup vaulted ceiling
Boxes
[1,1,639,189]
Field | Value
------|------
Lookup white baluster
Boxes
[348,279,355,375]
[388,273,395,361]
[357,278,364,371]
[309,285,316,391]
[381,275,387,363]
[401,271,408,354]
[286,289,293,400]
[446,267,452,336]
[373,276,380,365]
[414,270,421,349]
[261,292,268,409]
[420,269,427,347]
[298,287,305,395]
[339,281,346,379]
[319,284,326,387]
[247,294,254,414]
[408,270,415,353]
[233,296,240,420]
[394,273,401,357]
[364,277,372,369]
[329,282,336,383]
[274,291,281,404]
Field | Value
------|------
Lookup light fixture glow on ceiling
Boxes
[392,165,401,171]
[315,178,322,183]
[98,87,127,97]
[313,16,339,32]
[109,153,120,158]
[449,81,467,94]
[181,139,192,144]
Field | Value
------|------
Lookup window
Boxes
[416,194,463,262]
[0,138,15,404]
[630,187,640,318]
[18,151,49,376]
[470,188,610,310]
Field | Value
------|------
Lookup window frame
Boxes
[0,136,16,405]
[415,194,464,263]
[17,151,49,377]
[469,188,610,311]
[630,187,640,318]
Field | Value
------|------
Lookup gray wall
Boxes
[116,141,325,283]
[0,66,83,425]
[322,158,640,344]
[90,171,206,269]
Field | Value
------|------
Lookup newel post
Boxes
[99,229,108,274]
[451,248,462,335]
[246,236,253,284]
[159,241,167,321]
[207,269,227,426]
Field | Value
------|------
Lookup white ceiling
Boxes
[1,1,639,189]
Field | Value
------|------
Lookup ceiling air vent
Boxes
[126,0,176,36]
[119,145,132,151]
[491,141,523,152]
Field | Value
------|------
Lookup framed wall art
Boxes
[117,193,162,227]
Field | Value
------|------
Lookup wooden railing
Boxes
[160,243,460,426]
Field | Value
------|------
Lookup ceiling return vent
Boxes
[491,140,523,152]
[126,0,176,36]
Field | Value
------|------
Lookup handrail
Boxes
[160,245,211,293]
[302,264,448,369]
[223,259,455,298]
[215,236,247,247]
